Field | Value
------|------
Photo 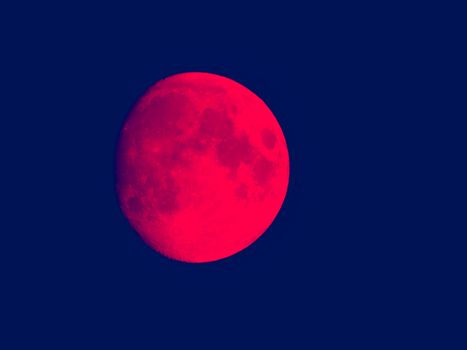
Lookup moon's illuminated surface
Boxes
[116,72,289,263]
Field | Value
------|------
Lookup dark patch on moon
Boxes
[136,92,188,139]
[196,106,256,174]
[128,196,143,213]
[199,108,234,140]
[216,133,254,171]
[184,135,209,153]
[252,157,275,184]
[261,128,277,150]
[146,174,180,214]
[235,183,249,199]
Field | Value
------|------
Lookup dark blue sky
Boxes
[2,2,465,348]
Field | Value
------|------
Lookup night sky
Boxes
[3,3,465,348]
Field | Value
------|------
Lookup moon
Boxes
[116,72,289,263]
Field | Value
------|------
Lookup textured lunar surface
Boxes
[116,72,289,263]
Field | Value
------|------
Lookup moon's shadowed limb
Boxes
[116,72,289,263]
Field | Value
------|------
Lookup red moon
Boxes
[116,72,289,263]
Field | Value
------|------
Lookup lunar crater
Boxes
[199,108,234,140]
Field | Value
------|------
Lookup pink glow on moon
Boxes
[116,72,289,263]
